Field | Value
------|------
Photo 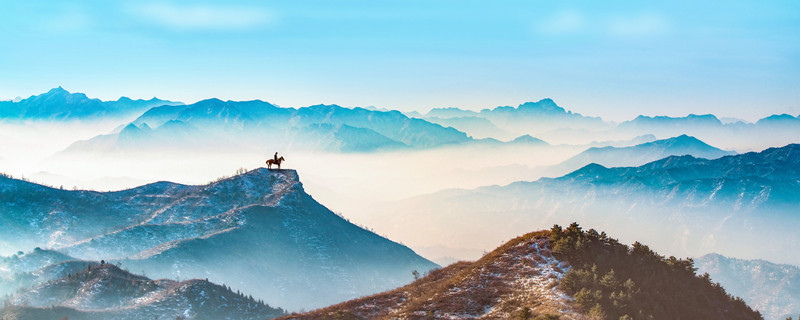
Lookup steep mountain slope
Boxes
[0,87,181,121]
[544,134,735,177]
[696,253,800,320]
[0,169,438,310]
[1,262,285,320]
[281,225,760,320]
[61,99,471,154]
[368,144,800,267]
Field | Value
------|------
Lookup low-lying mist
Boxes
[3,119,798,268]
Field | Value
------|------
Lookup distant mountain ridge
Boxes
[696,253,800,320]
[617,113,800,151]
[421,99,612,141]
[62,98,472,153]
[0,169,438,310]
[544,134,736,177]
[420,101,800,149]
[368,143,800,268]
[0,87,182,121]
[4,88,800,151]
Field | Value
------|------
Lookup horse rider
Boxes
[274,152,279,163]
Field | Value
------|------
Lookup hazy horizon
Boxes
[2,1,799,122]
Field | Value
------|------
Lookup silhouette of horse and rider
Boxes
[266,152,285,170]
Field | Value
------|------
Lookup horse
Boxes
[266,156,285,169]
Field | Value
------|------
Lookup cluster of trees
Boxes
[550,223,762,320]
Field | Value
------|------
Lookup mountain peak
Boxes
[642,135,734,157]
[510,134,549,145]
[198,97,224,103]
[565,163,611,179]
[662,134,702,145]
[28,86,90,103]
[517,98,566,114]
[48,86,68,94]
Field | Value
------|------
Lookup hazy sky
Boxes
[1,0,798,121]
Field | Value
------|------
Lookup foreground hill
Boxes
[282,224,761,320]
[368,144,800,266]
[696,253,800,320]
[0,169,437,310]
[1,262,285,320]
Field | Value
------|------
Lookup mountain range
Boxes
[419,99,612,141]
[616,114,800,151]
[8,88,800,156]
[415,100,800,150]
[61,97,471,154]
[0,87,182,121]
[368,143,800,266]
[696,253,800,320]
[540,134,736,177]
[0,169,437,310]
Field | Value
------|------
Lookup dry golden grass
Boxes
[279,230,581,320]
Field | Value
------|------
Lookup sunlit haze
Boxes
[1,1,798,121]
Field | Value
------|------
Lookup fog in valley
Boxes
[3,110,799,267]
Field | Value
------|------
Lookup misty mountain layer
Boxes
[62,98,471,154]
[0,169,438,310]
[371,144,800,266]
[696,253,800,320]
[1,260,285,320]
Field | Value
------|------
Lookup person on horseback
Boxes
[267,152,285,169]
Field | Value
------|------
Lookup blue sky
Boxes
[1,0,798,121]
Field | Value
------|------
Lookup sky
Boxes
[1,0,798,121]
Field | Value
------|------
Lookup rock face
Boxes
[0,169,438,310]
[2,263,286,320]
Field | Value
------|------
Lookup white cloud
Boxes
[538,10,585,35]
[131,3,272,31]
[606,13,671,37]
[535,10,671,37]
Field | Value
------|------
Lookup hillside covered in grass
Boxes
[281,223,762,320]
